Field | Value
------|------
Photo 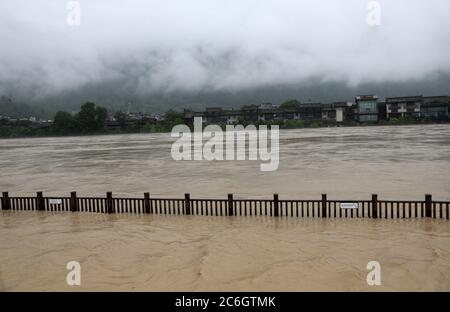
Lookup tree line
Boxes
[0,101,186,138]
[53,102,108,134]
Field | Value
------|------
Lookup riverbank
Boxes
[1,117,448,140]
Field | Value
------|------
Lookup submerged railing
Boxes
[1,192,449,219]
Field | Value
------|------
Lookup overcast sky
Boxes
[0,0,449,99]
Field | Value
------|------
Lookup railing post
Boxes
[185,193,191,215]
[321,194,327,218]
[36,192,44,211]
[425,194,432,218]
[106,192,113,214]
[372,194,378,219]
[70,191,78,212]
[228,194,234,216]
[2,192,10,210]
[144,192,150,214]
[274,194,279,217]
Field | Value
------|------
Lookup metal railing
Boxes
[1,192,449,219]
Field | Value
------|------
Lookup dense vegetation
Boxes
[0,101,186,138]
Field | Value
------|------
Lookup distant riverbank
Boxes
[1,117,449,140]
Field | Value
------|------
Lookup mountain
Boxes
[3,72,449,118]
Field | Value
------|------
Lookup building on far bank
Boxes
[421,96,449,120]
[385,95,449,120]
[184,101,355,126]
[322,102,353,123]
[296,103,322,121]
[385,95,422,119]
[355,95,379,122]
[182,94,449,127]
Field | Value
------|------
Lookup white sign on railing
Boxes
[340,203,359,209]
[49,199,62,205]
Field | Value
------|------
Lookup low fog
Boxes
[0,0,449,110]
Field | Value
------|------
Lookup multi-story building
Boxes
[296,103,323,121]
[421,96,449,120]
[385,95,449,120]
[322,102,353,123]
[385,96,422,119]
[184,102,354,125]
[240,105,259,123]
[204,107,227,124]
[355,95,379,122]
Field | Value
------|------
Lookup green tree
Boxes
[76,102,107,132]
[53,111,77,132]
[283,119,305,129]
[163,109,185,131]
[280,99,301,110]
[96,106,107,128]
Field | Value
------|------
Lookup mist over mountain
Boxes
[4,72,448,118]
[1,0,450,117]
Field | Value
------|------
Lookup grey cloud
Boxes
[0,0,449,99]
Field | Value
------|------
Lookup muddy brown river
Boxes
[1,124,450,291]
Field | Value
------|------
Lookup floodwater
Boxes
[0,124,450,291]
